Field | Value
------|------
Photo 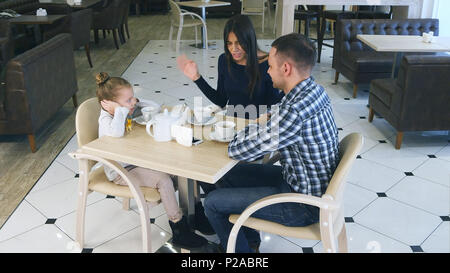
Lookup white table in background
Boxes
[357,34,450,78]
[177,0,231,49]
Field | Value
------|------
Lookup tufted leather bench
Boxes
[332,19,439,98]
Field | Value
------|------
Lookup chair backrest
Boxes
[70,8,93,48]
[241,0,265,13]
[394,54,450,130]
[168,0,182,25]
[323,133,363,205]
[76,97,101,169]
[76,97,100,147]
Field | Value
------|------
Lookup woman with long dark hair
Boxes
[178,14,283,118]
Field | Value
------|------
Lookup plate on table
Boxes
[187,115,217,126]
[209,130,235,143]
[133,116,148,125]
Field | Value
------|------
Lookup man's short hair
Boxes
[271,33,317,72]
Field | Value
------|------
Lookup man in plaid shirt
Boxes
[204,33,339,253]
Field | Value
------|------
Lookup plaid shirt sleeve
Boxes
[228,103,302,162]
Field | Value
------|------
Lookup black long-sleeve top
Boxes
[194,53,284,118]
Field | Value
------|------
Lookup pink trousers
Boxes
[114,167,182,222]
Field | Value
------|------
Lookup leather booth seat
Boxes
[333,19,439,98]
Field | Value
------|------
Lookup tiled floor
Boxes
[0,39,449,253]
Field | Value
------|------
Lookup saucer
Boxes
[133,116,149,125]
[209,130,235,143]
[187,115,217,126]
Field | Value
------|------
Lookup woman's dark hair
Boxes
[223,15,265,98]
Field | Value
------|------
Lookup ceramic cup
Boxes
[141,106,159,122]
[193,106,213,123]
[214,121,236,140]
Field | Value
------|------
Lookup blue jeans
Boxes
[204,163,319,253]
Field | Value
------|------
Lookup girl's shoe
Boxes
[169,216,208,249]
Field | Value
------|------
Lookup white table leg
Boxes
[202,7,207,49]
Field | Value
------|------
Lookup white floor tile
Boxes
[0,201,47,242]
[93,225,171,253]
[56,199,142,248]
[343,183,378,217]
[387,176,450,216]
[354,198,442,246]
[346,159,405,192]
[259,232,304,253]
[421,222,450,253]
[313,223,412,253]
[362,142,428,172]
[0,224,75,253]
[26,178,106,219]
[412,159,450,188]
[30,161,75,193]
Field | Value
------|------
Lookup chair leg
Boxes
[368,106,375,122]
[118,25,126,44]
[72,94,78,108]
[273,2,278,34]
[176,25,183,52]
[304,18,310,38]
[102,29,106,39]
[203,23,208,50]
[318,17,327,63]
[337,224,348,253]
[395,132,404,149]
[76,158,90,250]
[168,25,173,49]
[84,44,93,68]
[353,84,358,98]
[123,198,130,210]
[28,134,36,153]
[94,29,99,44]
[194,26,198,46]
[112,29,120,49]
[334,71,339,84]
[125,22,130,39]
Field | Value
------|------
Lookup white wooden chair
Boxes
[168,0,208,51]
[227,133,364,253]
[241,0,270,33]
[69,98,162,253]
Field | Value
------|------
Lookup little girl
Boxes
[95,72,207,249]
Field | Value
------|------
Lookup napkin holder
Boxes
[36,8,47,16]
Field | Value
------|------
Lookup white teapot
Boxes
[146,109,179,142]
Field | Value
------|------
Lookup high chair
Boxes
[69,97,162,252]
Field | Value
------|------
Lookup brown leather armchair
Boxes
[333,19,439,98]
[0,33,78,152]
[368,54,450,149]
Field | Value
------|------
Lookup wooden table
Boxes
[357,34,450,77]
[80,112,249,224]
[9,15,67,44]
[275,0,423,37]
[177,1,231,49]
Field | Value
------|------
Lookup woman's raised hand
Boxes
[177,54,200,81]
